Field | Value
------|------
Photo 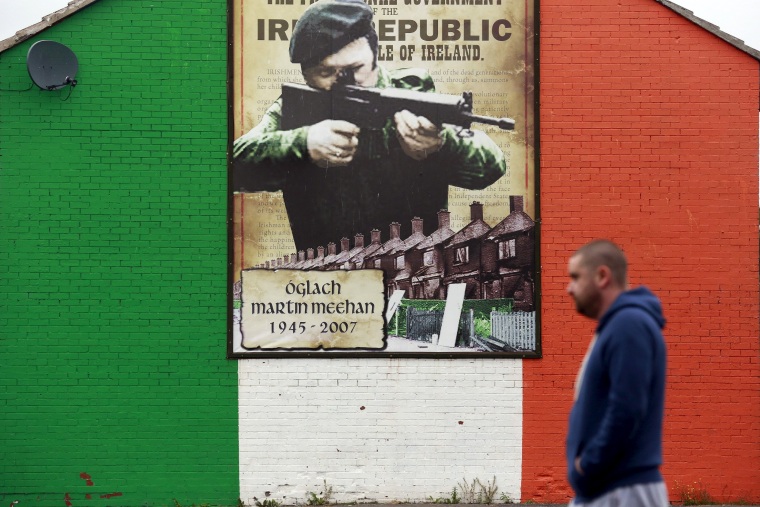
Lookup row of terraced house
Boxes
[253,196,536,311]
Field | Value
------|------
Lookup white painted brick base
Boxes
[239,358,523,505]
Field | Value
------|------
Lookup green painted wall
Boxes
[0,1,237,505]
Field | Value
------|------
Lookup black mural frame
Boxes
[226,0,541,359]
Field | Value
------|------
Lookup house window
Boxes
[454,246,469,265]
[396,255,404,270]
[499,239,516,259]
[374,259,381,268]
[423,250,434,266]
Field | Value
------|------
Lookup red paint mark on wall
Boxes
[63,473,122,505]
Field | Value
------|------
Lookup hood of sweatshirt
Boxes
[596,286,666,334]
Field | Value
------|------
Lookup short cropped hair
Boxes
[290,0,376,68]
[574,239,628,287]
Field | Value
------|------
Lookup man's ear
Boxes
[596,265,613,289]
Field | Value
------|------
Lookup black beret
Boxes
[289,0,374,66]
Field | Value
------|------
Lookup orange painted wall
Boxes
[525,0,760,503]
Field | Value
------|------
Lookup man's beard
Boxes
[574,293,600,319]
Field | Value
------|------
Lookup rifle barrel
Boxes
[463,112,516,131]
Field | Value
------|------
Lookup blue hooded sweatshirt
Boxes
[566,286,666,502]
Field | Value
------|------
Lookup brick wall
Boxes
[0,1,237,505]
[527,0,760,502]
[238,359,523,504]
[1,0,759,505]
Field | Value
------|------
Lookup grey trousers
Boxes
[569,482,669,507]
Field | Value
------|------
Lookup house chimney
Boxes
[470,201,484,221]
[298,250,305,262]
[291,253,298,263]
[317,246,325,259]
[509,195,524,214]
[354,233,365,249]
[437,209,450,229]
[411,217,423,234]
[340,237,350,253]
[370,229,381,244]
[277,258,283,267]
[328,242,336,256]
[283,255,289,265]
[306,248,314,260]
[265,260,271,269]
[390,222,401,239]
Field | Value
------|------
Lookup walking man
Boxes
[566,240,668,507]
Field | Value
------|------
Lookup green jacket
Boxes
[233,66,506,252]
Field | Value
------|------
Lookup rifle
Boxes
[280,80,515,133]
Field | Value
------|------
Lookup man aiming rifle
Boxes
[232,0,508,253]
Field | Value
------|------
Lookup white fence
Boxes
[491,310,536,351]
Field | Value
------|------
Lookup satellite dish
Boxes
[27,40,79,90]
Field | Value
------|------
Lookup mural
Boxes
[229,0,538,356]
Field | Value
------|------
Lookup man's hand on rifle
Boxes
[394,110,443,161]
[307,119,360,168]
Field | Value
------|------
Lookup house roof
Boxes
[2,0,758,60]
[486,211,535,241]
[414,226,455,251]
[366,236,405,260]
[654,0,760,61]
[446,219,491,248]
[0,0,100,54]
[347,238,383,266]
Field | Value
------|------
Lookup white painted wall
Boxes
[239,358,523,505]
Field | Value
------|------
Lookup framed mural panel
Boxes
[228,0,539,357]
